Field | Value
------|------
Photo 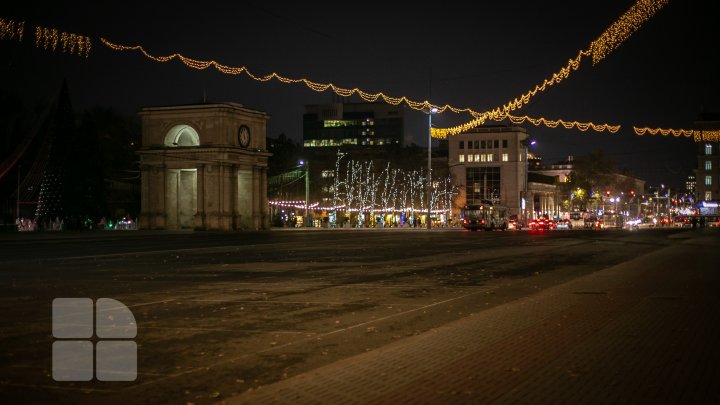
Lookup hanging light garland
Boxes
[8,2,708,143]
[34,25,91,57]
[432,112,621,139]
[100,38,471,115]
[435,0,669,137]
[589,0,669,65]
[0,18,24,42]
[633,126,693,137]
[695,130,720,143]
[633,127,720,142]
[102,34,631,138]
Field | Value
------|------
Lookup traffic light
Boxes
[605,190,611,197]
[630,190,635,196]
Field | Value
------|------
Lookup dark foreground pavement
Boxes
[225,229,720,404]
[0,227,718,404]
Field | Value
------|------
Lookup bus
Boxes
[461,202,508,231]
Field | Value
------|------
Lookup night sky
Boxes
[2,1,717,190]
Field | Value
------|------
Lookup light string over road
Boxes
[435,0,670,138]
[3,0,713,142]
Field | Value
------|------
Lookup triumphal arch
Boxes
[138,103,270,230]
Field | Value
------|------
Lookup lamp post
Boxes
[299,160,311,227]
[427,107,438,230]
[521,138,536,227]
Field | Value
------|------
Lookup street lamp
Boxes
[521,138,536,226]
[299,160,311,227]
[427,107,439,230]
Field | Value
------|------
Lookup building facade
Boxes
[694,113,720,202]
[303,102,404,148]
[138,103,271,231]
[447,126,531,218]
[696,142,719,202]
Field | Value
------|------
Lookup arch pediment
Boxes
[164,125,200,147]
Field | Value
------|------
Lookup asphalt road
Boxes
[0,227,709,404]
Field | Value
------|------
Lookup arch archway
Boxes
[164,125,200,147]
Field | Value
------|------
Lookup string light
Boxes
[0,18,24,42]
[100,38,473,115]
[633,127,720,142]
[432,112,621,139]
[696,130,720,143]
[436,0,669,137]
[9,4,706,144]
[589,0,669,65]
[633,126,694,137]
[33,24,91,57]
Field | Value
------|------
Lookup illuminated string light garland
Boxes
[589,0,669,65]
[432,113,621,139]
[99,1,676,140]
[696,130,720,143]
[100,38,474,115]
[10,4,706,144]
[633,127,720,142]
[504,114,621,133]
[34,25,91,57]
[0,18,24,42]
[633,126,694,137]
[437,0,669,137]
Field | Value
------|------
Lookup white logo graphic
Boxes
[52,298,137,381]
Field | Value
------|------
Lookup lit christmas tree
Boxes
[35,81,75,228]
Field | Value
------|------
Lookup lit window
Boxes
[706,144,713,155]
[321,170,334,178]
[474,154,480,162]
[706,191,712,201]
[473,183,481,193]
[487,153,493,162]
[459,154,465,163]
[706,161,712,171]
[706,175,712,185]
[467,155,473,162]
[480,154,487,162]
[502,153,509,162]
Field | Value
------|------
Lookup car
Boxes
[555,219,573,230]
[529,217,554,230]
[584,216,600,229]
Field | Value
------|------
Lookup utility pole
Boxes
[304,160,311,227]
[426,107,438,229]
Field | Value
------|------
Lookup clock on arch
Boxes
[238,125,251,148]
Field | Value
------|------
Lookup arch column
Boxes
[194,163,206,229]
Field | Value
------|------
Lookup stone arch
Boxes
[164,125,200,147]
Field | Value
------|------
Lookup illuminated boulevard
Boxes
[1,227,719,404]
